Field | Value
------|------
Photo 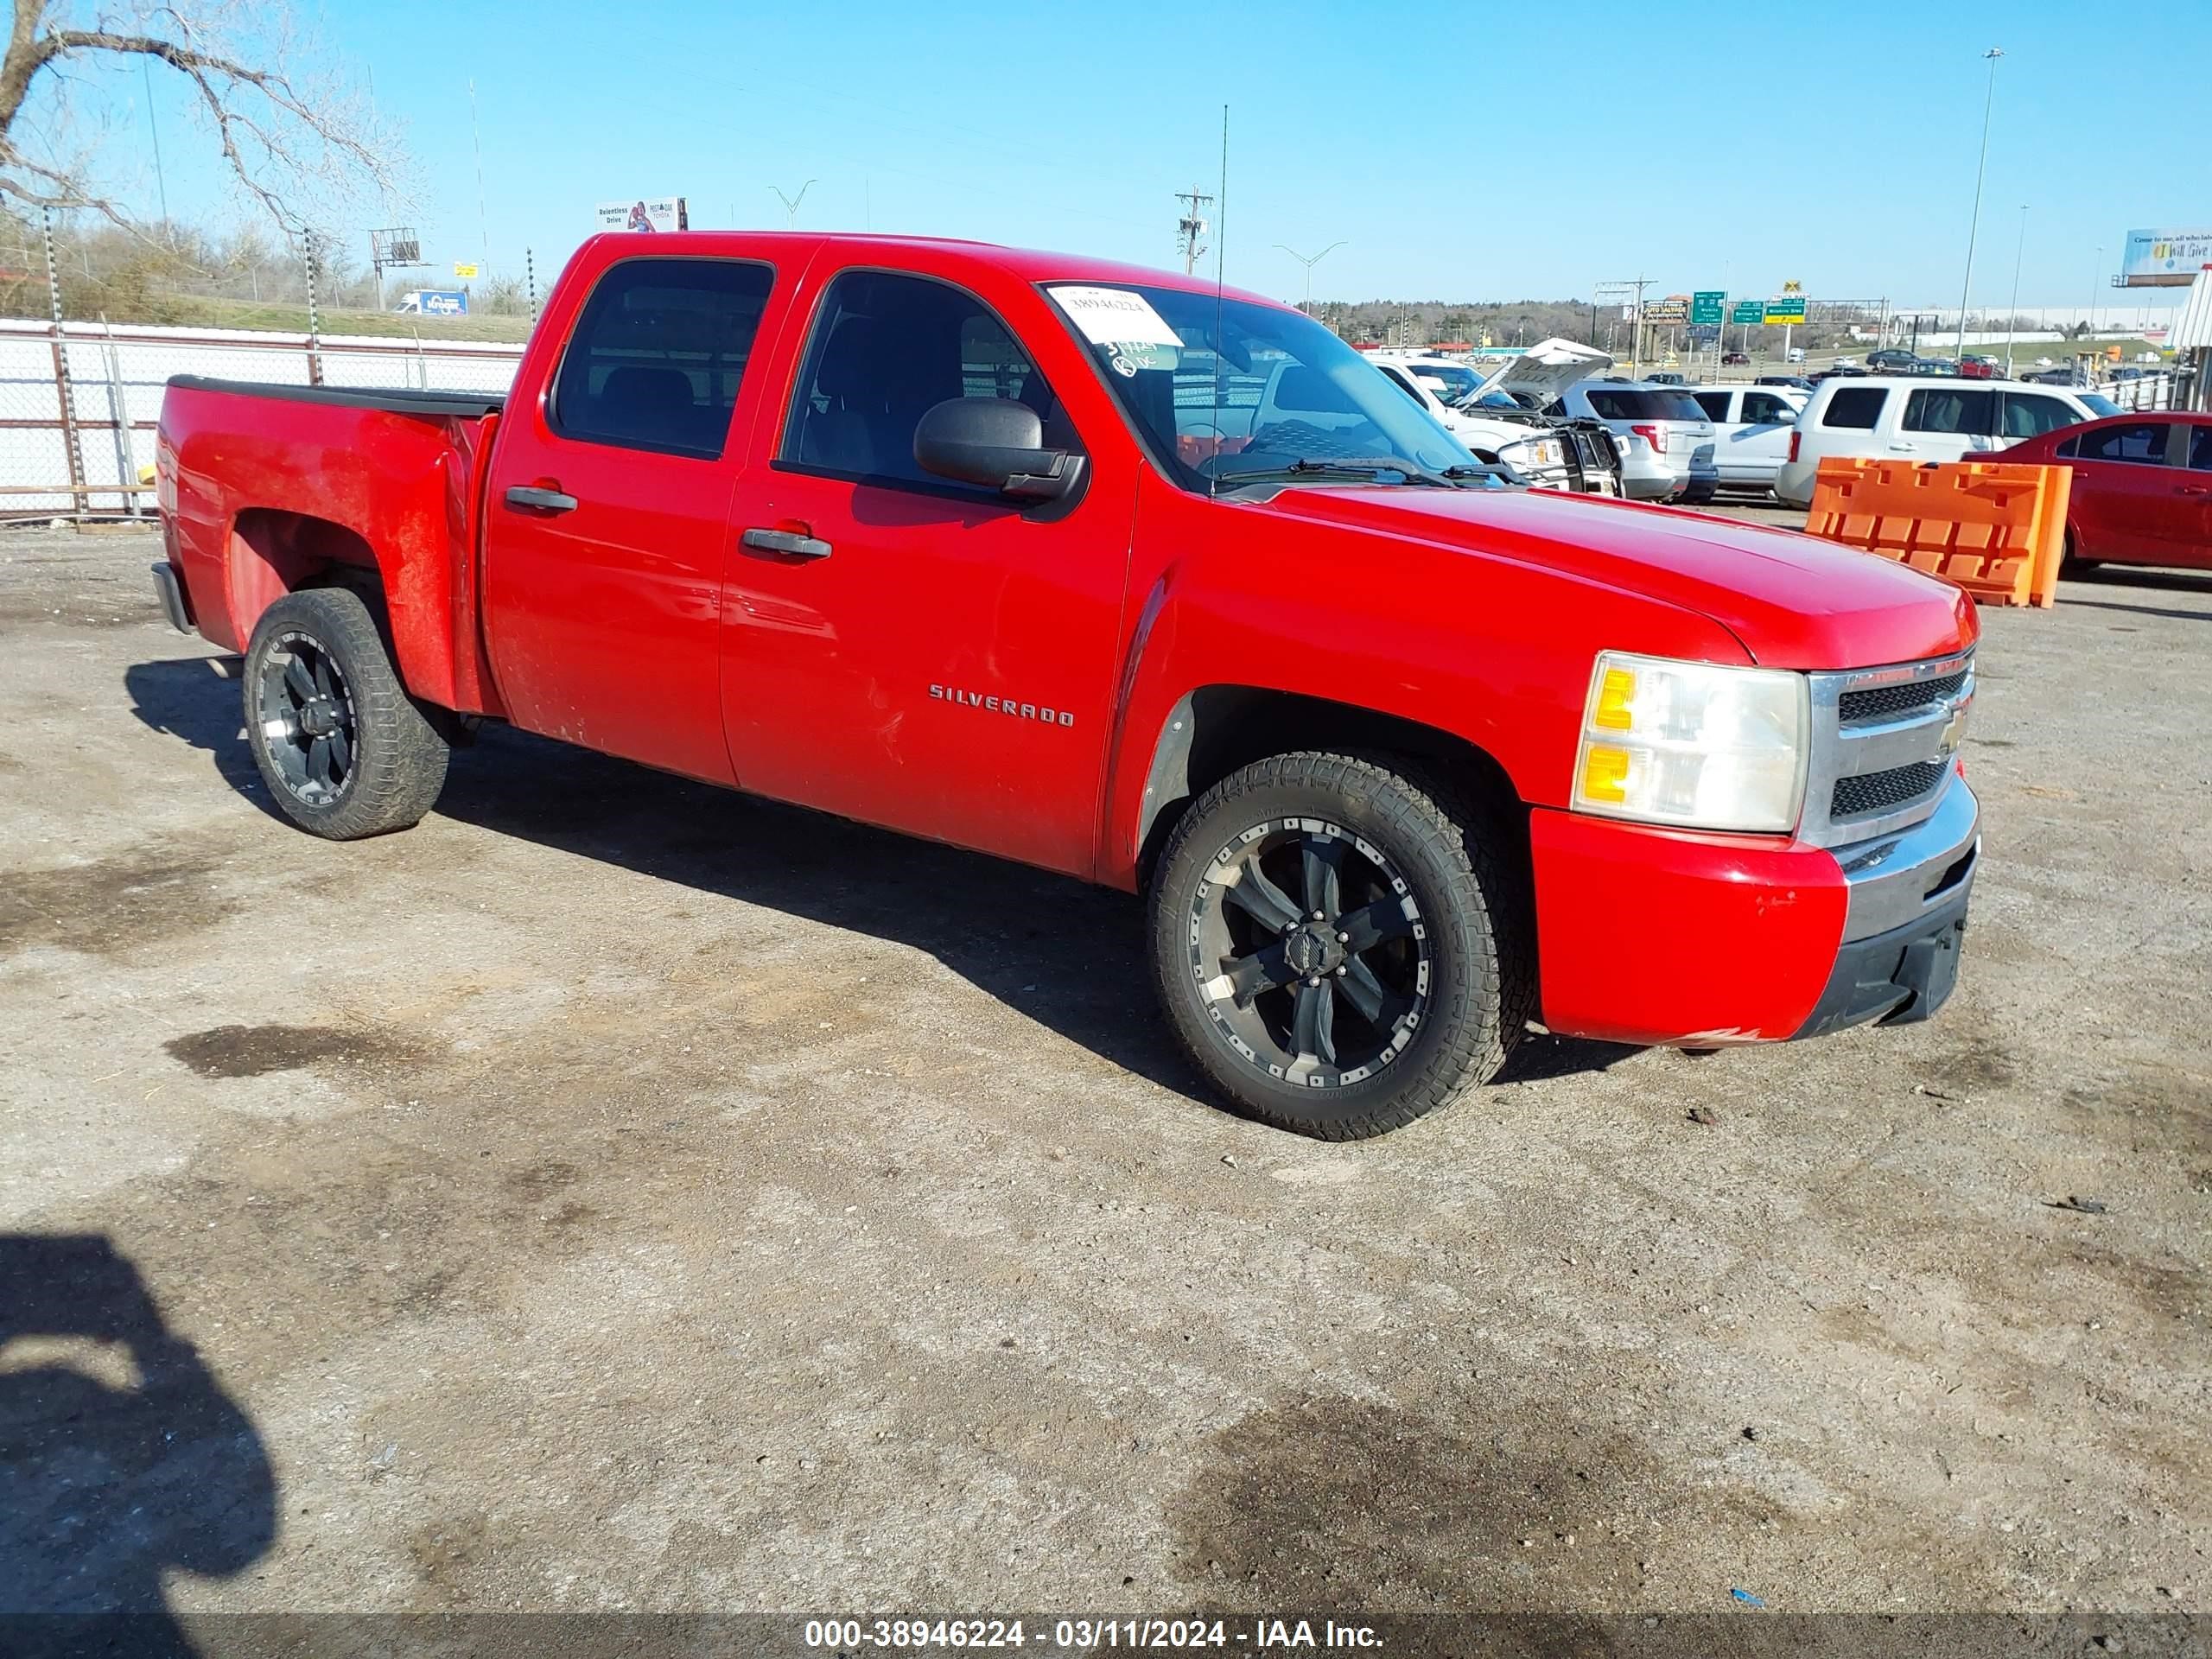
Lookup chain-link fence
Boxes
[0,319,524,518]
[1,205,532,520]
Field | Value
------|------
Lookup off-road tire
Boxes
[243,586,450,840]
[1147,751,1533,1140]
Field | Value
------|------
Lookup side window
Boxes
[2192,426,2212,471]
[2072,422,2171,463]
[550,258,773,458]
[1904,388,1995,435]
[2055,434,2080,459]
[781,270,1077,489]
[1822,387,1888,429]
[1742,391,1792,424]
[1692,391,1730,422]
[1999,393,2078,440]
[1586,391,1632,421]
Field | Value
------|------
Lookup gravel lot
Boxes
[1,521,2206,1641]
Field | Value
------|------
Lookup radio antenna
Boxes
[1209,103,1229,498]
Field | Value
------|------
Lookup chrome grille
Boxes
[1839,671,1968,725]
[1800,650,1974,848]
[1834,760,1951,818]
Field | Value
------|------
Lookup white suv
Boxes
[1548,381,1719,503]
[1688,385,1807,493]
[1774,378,2119,509]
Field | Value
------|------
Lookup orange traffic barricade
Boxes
[1802,458,2072,607]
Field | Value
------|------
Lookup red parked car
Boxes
[1957,355,1999,380]
[154,232,1982,1139]
[1995,411,2212,572]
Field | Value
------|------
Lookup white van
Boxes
[1773,378,2119,509]
[1688,385,1807,492]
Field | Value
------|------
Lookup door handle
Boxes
[505,485,578,513]
[2178,485,2212,496]
[741,527,833,559]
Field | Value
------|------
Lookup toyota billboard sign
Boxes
[596,196,690,234]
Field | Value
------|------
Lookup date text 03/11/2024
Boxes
[801,1618,1384,1649]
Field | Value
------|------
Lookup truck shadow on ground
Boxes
[124,656,1637,1103]
[0,1234,274,1658]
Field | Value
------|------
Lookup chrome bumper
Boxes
[1833,775,1980,942]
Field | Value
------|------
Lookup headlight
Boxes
[1571,652,1809,833]
[1503,437,1563,472]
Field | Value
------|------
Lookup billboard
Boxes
[597,197,690,234]
[1643,298,1688,323]
[394,289,467,316]
[2119,228,2212,287]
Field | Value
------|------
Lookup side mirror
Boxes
[913,398,1084,502]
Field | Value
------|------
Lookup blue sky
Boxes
[116,0,2205,312]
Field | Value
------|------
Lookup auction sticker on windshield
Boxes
[1050,285,1182,372]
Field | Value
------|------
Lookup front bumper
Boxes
[1526,779,1979,1046]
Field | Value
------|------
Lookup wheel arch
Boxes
[225,507,464,709]
[1129,685,1531,895]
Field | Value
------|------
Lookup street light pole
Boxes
[1274,241,1345,311]
[2005,205,2027,375]
[1955,46,2003,359]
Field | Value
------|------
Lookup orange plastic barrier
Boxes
[1802,458,2073,607]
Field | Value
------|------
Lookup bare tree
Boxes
[0,0,404,236]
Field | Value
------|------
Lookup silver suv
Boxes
[1547,380,1719,504]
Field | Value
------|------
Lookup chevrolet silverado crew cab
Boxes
[154,232,1983,1141]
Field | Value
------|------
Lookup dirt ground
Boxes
[1,521,2206,1641]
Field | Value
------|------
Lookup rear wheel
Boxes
[1148,752,1530,1140]
[243,587,450,839]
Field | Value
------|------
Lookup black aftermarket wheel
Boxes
[1149,752,1530,1140]
[243,587,450,840]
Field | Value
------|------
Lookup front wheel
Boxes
[1147,752,1532,1140]
[243,586,450,839]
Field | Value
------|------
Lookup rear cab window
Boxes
[1691,391,1732,423]
[1821,387,1889,429]
[550,257,775,458]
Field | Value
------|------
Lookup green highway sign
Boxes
[1730,300,1765,324]
[1691,290,1726,326]
[1763,296,1808,324]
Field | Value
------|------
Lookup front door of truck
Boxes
[481,254,780,783]
[718,267,1129,876]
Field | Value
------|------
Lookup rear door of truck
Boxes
[480,246,791,782]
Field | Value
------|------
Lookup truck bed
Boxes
[165,375,506,419]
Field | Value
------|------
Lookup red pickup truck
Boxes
[154,232,1982,1140]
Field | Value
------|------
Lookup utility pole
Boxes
[1955,46,2003,358]
[1175,185,1213,275]
[1598,277,1653,375]
[1274,241,1344,310]
[468,79,492,274]
[771,181,817,231]
[2005,206,2028,374]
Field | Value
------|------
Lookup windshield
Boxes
[2078,393,2122,418]
[1407,362,1484,407]
[1044,282,1485,491]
